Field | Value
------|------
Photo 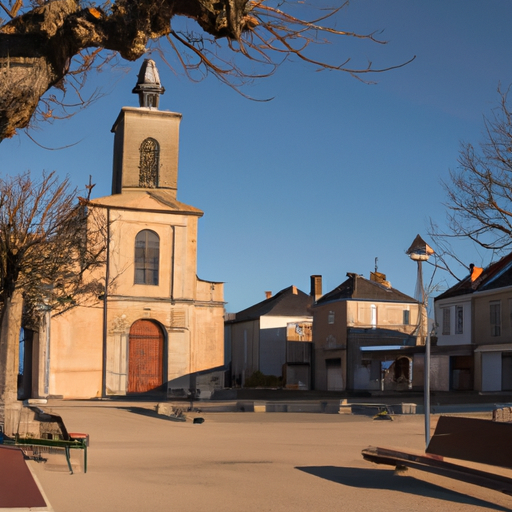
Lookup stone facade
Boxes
[31,60,225,400]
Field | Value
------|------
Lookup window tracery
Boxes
[139,138,159,187]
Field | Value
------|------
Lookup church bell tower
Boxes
[110,59,182,198]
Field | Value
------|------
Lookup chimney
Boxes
[469,263,484,282]
[347,272,358,295]
[292,285,298,295]
[370,271,391,289]
[265,291,272,299]
[310,275,322,302]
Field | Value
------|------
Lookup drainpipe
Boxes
[43,304,51,396]
[101,207,111,398]
[170,227,175,302]
[41,284,53,397]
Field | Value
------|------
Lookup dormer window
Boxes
[139,138,159,188]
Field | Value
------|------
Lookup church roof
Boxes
[90,189,203,215]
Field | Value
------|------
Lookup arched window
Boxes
[139,138,159,188]
[134,230,159,285]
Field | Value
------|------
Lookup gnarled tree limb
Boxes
[0,0,413,141]
[0,0,256,138]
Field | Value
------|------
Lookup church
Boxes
[29,60,225,399]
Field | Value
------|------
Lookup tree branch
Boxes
[0,0,414,140]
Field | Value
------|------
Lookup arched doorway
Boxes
[128,320,164,393]
[393,356,412,388]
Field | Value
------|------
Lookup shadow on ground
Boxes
[296,466,512,511]
[118,406,187,422]
[120,406,208,423]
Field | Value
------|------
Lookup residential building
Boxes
[226,282,315,389]
[432,264,480,391]
[312,271,422,392]
[435,253,512,392]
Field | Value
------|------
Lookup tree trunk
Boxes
[0,288,23,436]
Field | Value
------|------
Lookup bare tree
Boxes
[0,171,105,434]
[428,87,512,281]
[0,0,414,141]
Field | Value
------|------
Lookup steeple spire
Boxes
[132,58,165,108]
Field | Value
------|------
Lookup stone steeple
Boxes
[132,59,165,109]
[110,59,182,197]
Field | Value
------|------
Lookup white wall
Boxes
[435,296,472,346]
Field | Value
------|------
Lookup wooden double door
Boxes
[128,320,165,393]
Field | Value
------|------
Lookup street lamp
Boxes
[406,234,434,448]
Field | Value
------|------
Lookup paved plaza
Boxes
[25,402,512,512]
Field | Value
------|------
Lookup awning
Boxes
[360,345,414,352]
[474,343,512,353]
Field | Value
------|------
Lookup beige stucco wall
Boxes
[107,207,199,300]
[103,297,224,395]
[47,292,224,399]
[346,301,420,333]
[44,201,224,399]
[196,279,223,303]
[37,99,225,400]
[189,304,225,372]
[473,288,512,345]
[48,305,104,398]
[472,288,512,392]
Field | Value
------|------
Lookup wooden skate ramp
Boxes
[426,416,512,469]
[362,415,512,495]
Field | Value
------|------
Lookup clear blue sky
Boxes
[3,1,512,313]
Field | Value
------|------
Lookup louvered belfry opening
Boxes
[128,320,164,393]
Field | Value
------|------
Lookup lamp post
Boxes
[406,235,434,448]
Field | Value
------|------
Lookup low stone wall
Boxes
[493,406,512,422]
